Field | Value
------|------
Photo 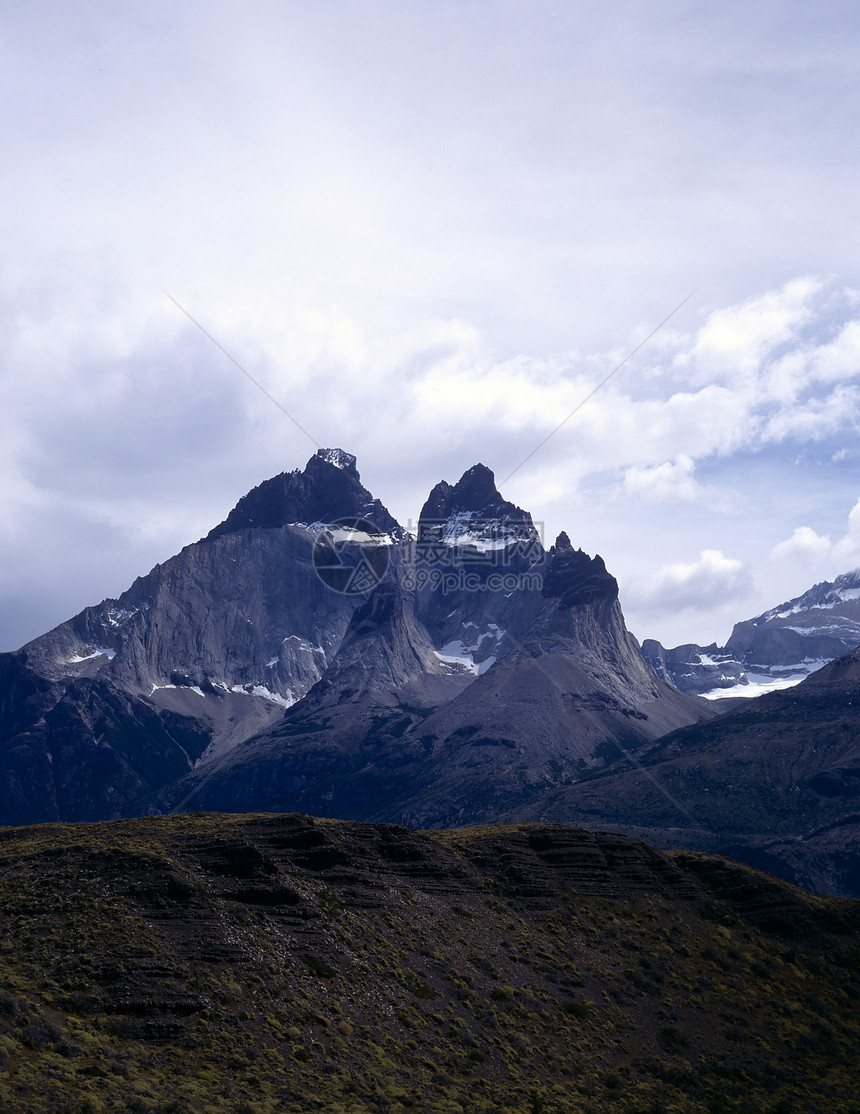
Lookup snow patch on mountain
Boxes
[151,682,206,697]
[433,623,505,676]
[231,684,296,709]
[106,607,138,627]
[434,642,496,676]
[435,512,534,552]
[701,667,823,701]
[318,448,357,471]
[66,647,116,664]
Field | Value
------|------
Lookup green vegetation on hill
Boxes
[0,813,858,1114]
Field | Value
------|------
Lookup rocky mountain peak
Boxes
[207,449,400,539]
[753,567,860,625]
[419,463,532,526]
[449,463,498,508]
[315,447,358,475]
[542,545,618,609]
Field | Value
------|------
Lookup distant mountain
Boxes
[642,568,860,698]
[0,450,709,830]
[1,812,858,1114]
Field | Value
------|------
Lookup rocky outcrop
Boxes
[413,463,545,659]
[207,447,401,538]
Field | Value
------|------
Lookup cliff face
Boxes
[159,523,710,826]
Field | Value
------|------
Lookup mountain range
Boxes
[642,569,860,698]
[2,448,859,897]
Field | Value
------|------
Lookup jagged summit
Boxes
[542,546,618,609]
[207,448,400,539]
[316,447,358,474]
[420,463,533,528]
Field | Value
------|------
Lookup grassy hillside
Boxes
[0,813,858,1113]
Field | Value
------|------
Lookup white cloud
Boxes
[806,319,860,384]
[4,5,860,651]
[623,455,699,502]
[636,550,753,613]
[832,497,860,569]
[5,273,860,652]
[769,498,860,591]
[763,384,860,443]
[772,526,832,563]
[692,279,821,381]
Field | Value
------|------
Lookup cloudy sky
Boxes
[3,0,860,652]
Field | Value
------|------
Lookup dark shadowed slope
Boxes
[524,648,860,896]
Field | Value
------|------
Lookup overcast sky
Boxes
[3,0,860,652]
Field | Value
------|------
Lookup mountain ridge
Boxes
[642,567,860,698]
[4,448,860,898]
[523,647,860,896]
